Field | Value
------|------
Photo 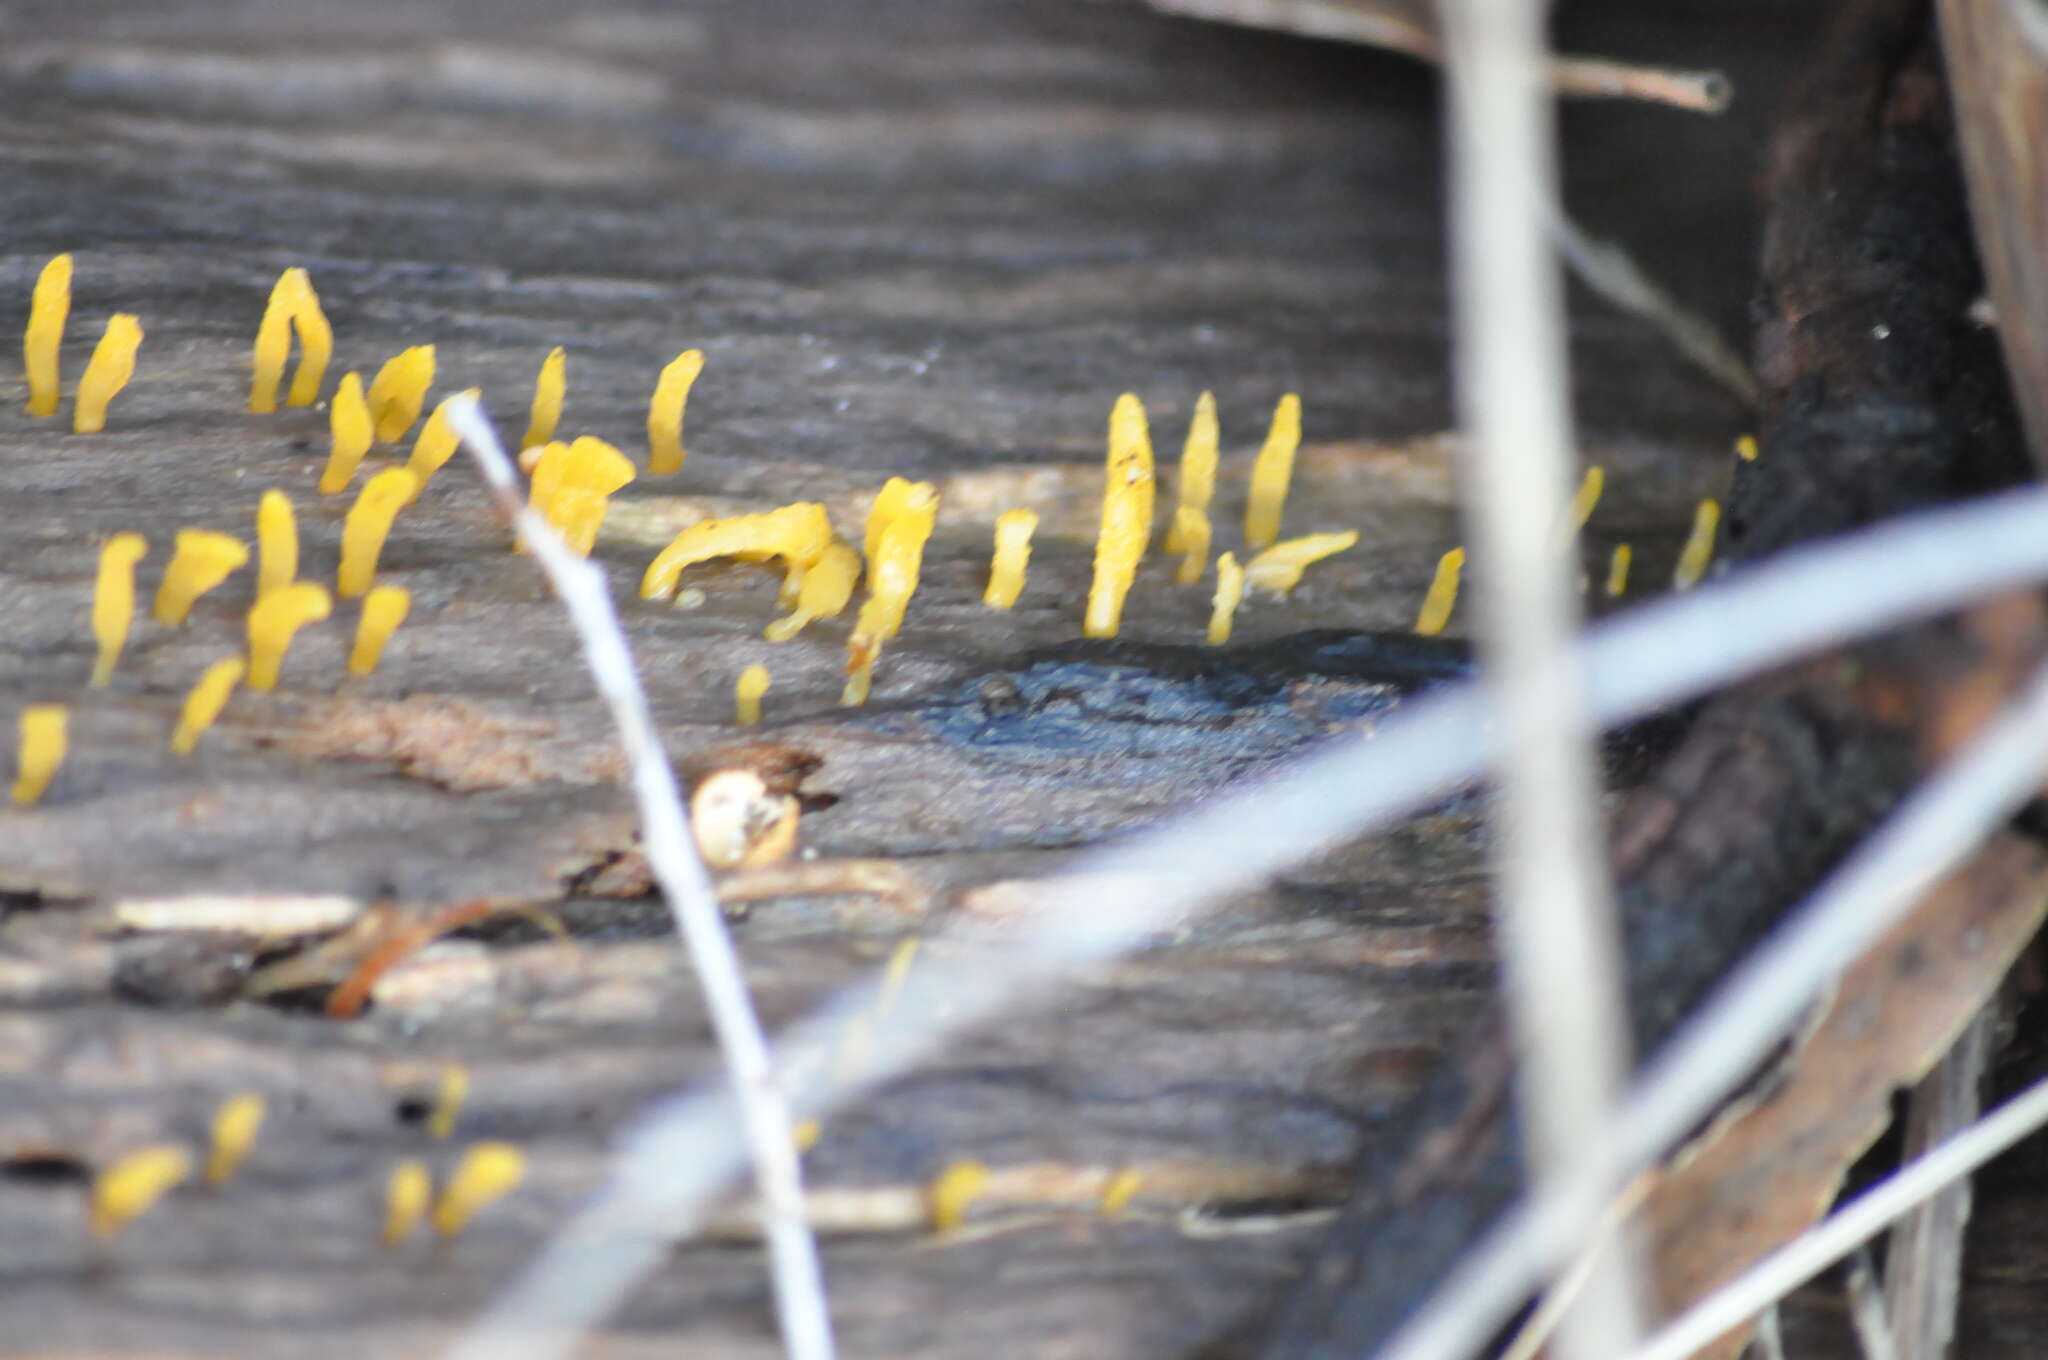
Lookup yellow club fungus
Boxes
[1736,433,1759,462]
[551,436,638,557]
[73,313,143,434]
[1565,465,1604,537]
[863,476,922,565]
[1243,530,1358,597]
[735,663,771,726]
[366,345,435,444]
[520,345,566,451]
[382,1159,431,1248]
[337,468,419,597]
[91,532,148,687]
[1415,546,1466,637]
[89,1145,191,1241]
[170,656,247,755]
[1605,543,1632,598]
[1164,390,1218,557]
[647,347,705,475]
[246,582,332,690]
[24,253,71,419]
[1674,498,1721,591]
[1099,1167,1142,1217]
[1083,393,1156,639]
[1207,551,1245,646]
[12,705,68,806]
[927,1159,990,1233]
[1243,393,1302,550]
[349,585,411,677]
[428,1065,468,1142]
[877,936,919,1020]
[793,1119,823,1154]
[284,271,331,408]
[320,371,374,495]
[206,1093,266,1187]
[248,269,299,413]
[843,483,938,706]
[524,440,573,524]
[153,529,250,627]
[256,489,298,596]
[641,502,834,601]
[764,540,860,641]
[982,508,1037,610]
[431,1141,526,1238]
[1171,505,1212,586]
[404,388,479,494]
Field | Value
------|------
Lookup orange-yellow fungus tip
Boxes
[206,1093,267,1187]
[1243,530,1358,598]
[1674,499,1721,591]
[431,1141,526,1238]
[154,529,250,627]
[428,1065,469,1142]
[764,540,860,642]
[647,347,705,475]
[170,655,247,756]
[982,508,1038,610]
[284,271,331,408]
[1207,551,1245,647]
[320,372,374,495]
[735,663,771,726]
[863,476,921,565]
[349,585,412,678]
[927,1159,990,1233]
[641,502,834,601]
[90,532,149,688]
[90,1145,191,1240]
[1605,543,1633,599]
[366,345,436,444]
[1735,433,1759,462]
[11,704,69,806]
[337,468,420,598]
[24,253,72,419]
[1415,546,1466,637]
[1099,1167,1142,1217]
[256,489,299,596]
[1243,393,1302,550]
[1165,390,1219,557]
[520,346,566,452]
[854,482,939,643]
[382,1160,432,1248]
[249,270,300,414]
[72,313,143,434]
[1083,393,1156,639]
[245,581,333,690]
[1172,505,1213,586]
[841,634,880,708]
[404,389,479,494]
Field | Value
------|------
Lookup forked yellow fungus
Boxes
[349,585,411,677]
[24,253,71,419]
[404,389,479,495]
[1083,393,1155,639]
[520,346,566,451]
[153,530,249,626]
[640,502,834,601]
[647,348,705,475]
[764,540,860,641]
[431,1141,526,1238]
[428,1065,469,1142]
[284,271,331,408]
[245,582,332,690]
[1415,546,1466,637]
[366,344,436,444]
[549,436,638,557]
[1605,543,1632,598]
[1164,390,1218,558]
[337,468,419,597]
[206,1093,266,1187]
[170,656,247,755]
[1243,530,1358,597]
[319,372,373,495]
[843,483,938,706]
[1243,393,1302,550]
[1674,498,1721,590]
[91,532,148,687]
[90,1145,191,1241]
[1207,551,1245,646]
[927,1159,990,1233]
[248,269,300,414]
[12,705,68,806]
[1171,505,1212,586]
[735,663,771,726]
[1099,1167,1142,1217]
[982,508,1038,609]
[256,489,298,596]
[73,313,143,434]
[1736,433,1759,462]
[524,440,573,525]
[382,1160,431,1248]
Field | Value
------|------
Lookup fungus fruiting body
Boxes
[982,508,1038,609]
[764,541,859,641]
[1243,530,1359,597]
[793,1119,823,1153]
[431,1141,526,1237]
[24,253,71,419]
[1736,433,1759,462]
[429,1065,468,1142]
[366,345,435,443]
[539,436,636,557]
[1565,465,1604,539]
[1164,390,1218,559]
[349,586,411,677]
[863,477,922,564]
[337,469,419,597]
[248,270,299,413]
[647,348,705,474]
[1171,506,1212,586]
[206,1093,266,1186]
[1674,498,1721,590]
[404,389,478,494]
[73,313,143,434]
[382,1160,431,1247]
[153,530,250,626]
[844,482,938,705]
[320,372,373,495]
[246,582,333,690]
[734,664,771,725]
[878,937,918,1020]
[1243,393,1302,550]
[1415,546,1466,636]
[521,346,566,451]
[256,489,298,596]
[90,1145,191,1240]
[91,533,149,687]
[1083,393,1155,639]
[1099,1168,1142,1217]
[1207,551,1245,646]
[11,705,68,806]
[284,273,330,407]
[689,769,801,869]
[171,656,247,755]
[927,1159,989,1232]
[641,502,834,601]
[1606,543,1632,598]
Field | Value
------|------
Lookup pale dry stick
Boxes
[1884,1005,1993,1358]
[440,396,834,1360]
[1846,1249,1901,1360]
[455,483,2048,1360]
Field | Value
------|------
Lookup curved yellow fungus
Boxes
[1674,498,1721,591]
[524,440,573,524]
[431,1141,526,1237]
[153,529,249,626]
[764,540,860,641]
[428,1065,468,1142]
[641,502,834,601]
[647,347,705,474]
[1164,390,1218,556]
[404,389,479,495]
[1083,393,1155,639]
[1736,433,1759,462]
[382,1159,431,1248]
[24,253,71,419]
[170,655,247,755]
[1415,546,1466,637]
[927,1159,990,1233]
[1605,543,1632,598]
[982,508,1037,609]
[366,344,435,444]
[337,468,419,597]
[1244,530,1358,597]
[1243,393,1302,550]
[206,1093,266,1187]
[863,476,921,565]
[91,532,149,687]
[735,663,771,726]
[246,582,332,690]
[90,1144,191,1240]
[879,936,919,1016]
[1206,551,1245,646]
[520,345,566,451]
[284,271,331,408]
[1172,505,1212,586]
[256,489,298,596]
[1566,465,1604,537]
[12,704,68,806]
[349,585,412,677]
[319,371,373,495]
[551,436,638,557]
[248,270,299,414]
[73,312,143,434]
[842,483,938,706]
[1099,1167,1142,1217]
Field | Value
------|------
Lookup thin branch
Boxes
[1847,1248,1901,1360]
[1884,1005,1993,1358]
